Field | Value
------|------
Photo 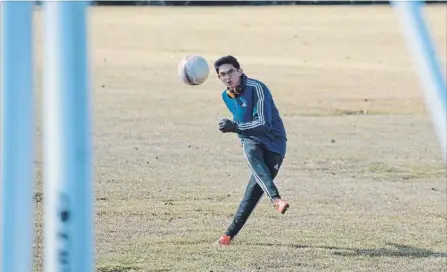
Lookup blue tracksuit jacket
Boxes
[221,74,287,158]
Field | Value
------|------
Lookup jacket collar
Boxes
[226,73,247,99]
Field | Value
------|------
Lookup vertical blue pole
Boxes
[42,1,94,271]
[0,2,35,272]
[392,0,447,162]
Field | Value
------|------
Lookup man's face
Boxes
[217,64,243,89]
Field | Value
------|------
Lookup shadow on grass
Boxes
[246,242,447,258]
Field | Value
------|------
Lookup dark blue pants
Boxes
[225,138,283,238]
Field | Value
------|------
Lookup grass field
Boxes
[31,4,447,272]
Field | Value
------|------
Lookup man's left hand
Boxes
[219,119,238,133]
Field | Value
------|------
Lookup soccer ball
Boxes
[178,55,210,86]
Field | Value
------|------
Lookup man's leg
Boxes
[242,139,280,201]
[224,175,263,238]
[224,150,285,239]
[264,150,283,182]
[262,149,290,211]
[217,140,288,245]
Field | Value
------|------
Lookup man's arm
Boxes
[236,81,272,136]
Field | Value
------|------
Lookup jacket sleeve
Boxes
[236,83,272,136]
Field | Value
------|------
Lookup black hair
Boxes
[214,55,240,74]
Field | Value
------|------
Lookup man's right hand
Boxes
[218,119,238,133]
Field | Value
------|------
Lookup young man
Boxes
[214,55,289,246]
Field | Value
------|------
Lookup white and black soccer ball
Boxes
[178,55,210,86]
